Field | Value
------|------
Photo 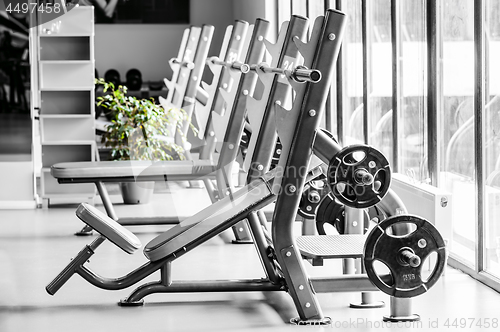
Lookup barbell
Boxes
[207,56,322,83]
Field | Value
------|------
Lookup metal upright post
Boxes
[345,206,385,308]
[343,207,364,274]
[427,0,441,186]
[391,0,402,172]
[211,19,271,245]
[474,0,486,274]
[362,0,371,145]
[270,10,346,323]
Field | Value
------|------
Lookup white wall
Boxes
[94,0,235,82]
[232,0,267,23]
[232,0,278,42]
[190,0,235,60]
[94,24,187,82]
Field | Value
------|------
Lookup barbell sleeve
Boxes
[308,190,321,204]
[252,63,321,83]
[231,62,251,73]
[292,66,322,83]
[399,249,421,268]
[354,169,374,185]
[170,58,195,70]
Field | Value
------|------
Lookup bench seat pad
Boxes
[76,203,142,254]
[144,176,275,262]
[51,160,217,180]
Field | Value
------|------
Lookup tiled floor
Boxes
[1,185,499,332]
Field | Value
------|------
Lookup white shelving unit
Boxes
[34,6,96,206]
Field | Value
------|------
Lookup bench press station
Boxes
[46,9,447,324]
[52,17,313,242]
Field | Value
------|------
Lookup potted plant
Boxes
[96,78,192,204]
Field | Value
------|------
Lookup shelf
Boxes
[41,140,96,146]
[40,87,94,91]
[40,32,91,39]
[41,143,94,168]
[39,60,93,64]
[35,6,96,203]
[41,117,95,142]
[40,114,93,119]
[39,7,94,37]
[40,33,94,38]
[40,90,93,115]
[39,61,94,90]
[40,37,91,61]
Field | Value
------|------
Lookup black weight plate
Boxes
[126,68,142,91]
[364,214,447,298]
[104,69,121,88]
[328,144,391,209]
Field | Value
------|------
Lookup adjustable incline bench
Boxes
[73,24,214,235]
[47,10,446,324]
[58,21,260,242]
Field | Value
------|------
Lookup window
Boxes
[342,0,364,144]
[484,0,500,278]
[367,0,393,164]
[275,0,500,291]
[439,0,475,265]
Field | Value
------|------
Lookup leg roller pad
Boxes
[76,203,142,254]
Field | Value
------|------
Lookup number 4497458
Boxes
[6,2,62,14]
[444,318,498,329]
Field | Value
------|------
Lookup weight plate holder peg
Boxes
[363,214,447,298]
[327,145,391,209]
[297,175,329,220]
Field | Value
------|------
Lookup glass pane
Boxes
[277,0,291,27]
[343,0,364,144]
[291,0,308,16]
[368,0,393,164]
[439,0,475,265]
[485,0,500,277]
[307,0,325,20]
[400,0,428,182]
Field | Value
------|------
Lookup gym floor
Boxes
[1,183,499,332]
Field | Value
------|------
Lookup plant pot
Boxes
[119,182,154,204]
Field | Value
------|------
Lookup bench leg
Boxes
[42,198,49,209]
[75,225,94,236]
